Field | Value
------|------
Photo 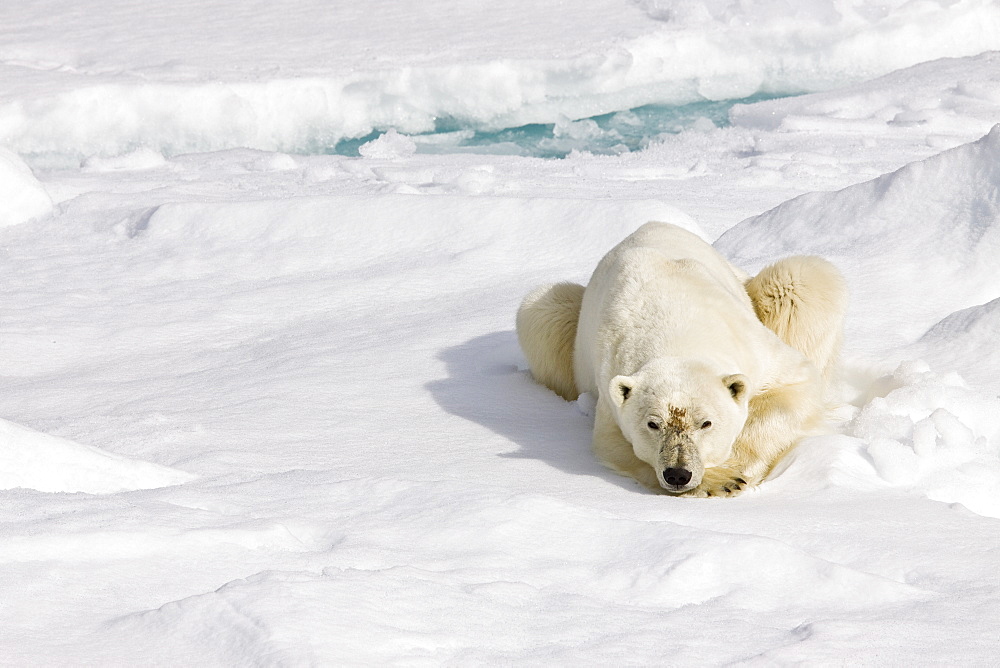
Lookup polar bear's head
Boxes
[610,358,750,494]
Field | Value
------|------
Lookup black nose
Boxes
[662,467,692,487]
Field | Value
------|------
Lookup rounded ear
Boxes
[609,375,634,408]
[722,373,750,404]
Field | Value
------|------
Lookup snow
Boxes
[716,123,1000,351]
[4,0,1000,159]
[2,1,1000,665]
[913,297,1000,392]
[0,417,195,494]
[0,147,52,227]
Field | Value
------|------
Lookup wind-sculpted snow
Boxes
[913,298,1000,393]
[97,484,927,664]
[731,51,1000,137]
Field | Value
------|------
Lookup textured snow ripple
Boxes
[103,488,927,664]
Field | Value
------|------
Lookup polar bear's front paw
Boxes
[681,467,752,498]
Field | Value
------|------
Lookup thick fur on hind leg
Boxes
[516,282,585,401]
[746,256,848,381]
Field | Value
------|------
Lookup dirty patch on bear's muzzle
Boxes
[657,432,704,493]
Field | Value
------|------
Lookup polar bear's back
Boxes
[622,223,752,304]
[573,222,759,396]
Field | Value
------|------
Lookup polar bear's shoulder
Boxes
[616,222,752,305]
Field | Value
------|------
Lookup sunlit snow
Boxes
[2,0,1000,664]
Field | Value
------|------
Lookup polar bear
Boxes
[516,222,846,496]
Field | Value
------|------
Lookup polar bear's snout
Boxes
[656,430,704,492]
[662,467,692,487]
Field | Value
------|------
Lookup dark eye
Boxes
[647,421,660,430]
[700,420,712,429]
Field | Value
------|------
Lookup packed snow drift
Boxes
[1,1,999,665]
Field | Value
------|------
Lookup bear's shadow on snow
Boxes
[427,330,644,492]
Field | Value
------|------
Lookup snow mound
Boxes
[910,297,1000,395]
[765,435,884,494]
[716,124,1000,351]
[716,126,1000,517]
[0,417,195,494]
[0,147,52,227]
[359,129,417,160]
[850,361,1000,517]
[732,51,1000,138]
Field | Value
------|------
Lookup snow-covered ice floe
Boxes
[2,0,1000,665]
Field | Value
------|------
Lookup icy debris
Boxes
[849,361,1000,517]
[359,129,417,160]
[3,3,999,161]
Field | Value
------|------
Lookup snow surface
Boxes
[2,1,1000,665]
[4,0,1000,159]
[0,147,52,227]
[0,417,195,494]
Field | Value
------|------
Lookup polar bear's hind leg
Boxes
[516,282,585,401]
[745,256,847,381]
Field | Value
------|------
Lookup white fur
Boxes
[516,282,585,401]
[517,221,846,497]
[745,255,847,381]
